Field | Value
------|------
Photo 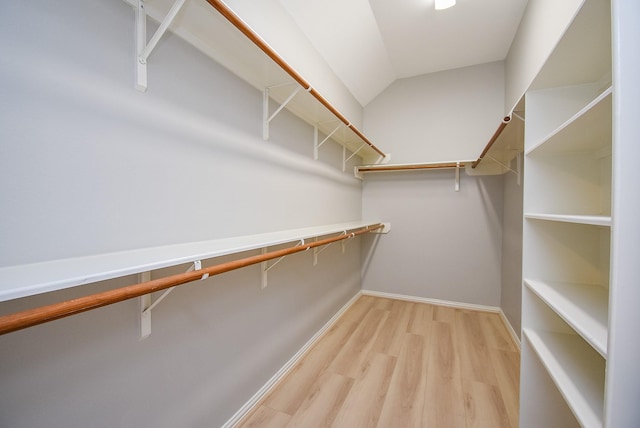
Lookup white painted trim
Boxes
[222,291,363,428]
[499,309,522,350]
[361,289,501,313]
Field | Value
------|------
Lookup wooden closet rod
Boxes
[358,162,468,173]
[471,116,511,168]
[204,0,386,158]
[0,224,383,336]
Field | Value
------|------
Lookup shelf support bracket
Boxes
[340,231,348,253]
[313,237,335,266]
[512,111,525,122]
[263,83,304,140]
[343,143,367,172]
[487,155,518,175]
[135,0,188,92]
[261,239,307,289]
[455,161,461,192]
[139,260,207,339]
[487,154,521,185]
[314,122,343,160]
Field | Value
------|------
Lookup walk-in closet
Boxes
[1,0,638,427]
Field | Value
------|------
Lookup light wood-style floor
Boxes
[237,295,520,428]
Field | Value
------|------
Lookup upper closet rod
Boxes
[0,224,383,336]
[471,115,511,168]
[357,161,468,173]
[204,0,386,158]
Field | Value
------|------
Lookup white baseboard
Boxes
[361,289,501,313]
[498,309,521,350]
[362,290,521,350]
[221,290,363,428]
[224,289,522,426]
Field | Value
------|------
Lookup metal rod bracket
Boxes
[314,123,343,160]
[139,259,206,339]
[487,154,519,176]
[135,0,188,92]
[263,83,301,140]
[261,239,306,288]
[343,144,366,172]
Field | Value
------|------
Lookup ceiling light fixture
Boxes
[435,0,456,10]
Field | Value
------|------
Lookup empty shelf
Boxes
[524,329,605,428]
[525,213,612,227]
[525,279,608,357]
[0,221,383,302]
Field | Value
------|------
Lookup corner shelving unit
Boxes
[520,0,613,426]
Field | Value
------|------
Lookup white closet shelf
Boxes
[526,87,612,156]
[523,329,605,428]
[530,0,611,91]
[129,0,387,163]
[525,213,612,227]
[524,279,608,357]
[0,221,386,303]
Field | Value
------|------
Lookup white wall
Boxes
[363,61,505,164]
[504,0,583,114]
[501,165,524,335]
[0,1,363,426]
[361,171,503,307]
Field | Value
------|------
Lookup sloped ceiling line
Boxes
[279,0,528,106]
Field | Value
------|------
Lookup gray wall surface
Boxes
[361,170,504,307]
[0,1,363,426]
[363,61,505,163]
[360,61,507,308]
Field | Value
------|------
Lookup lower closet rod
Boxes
[0,224,383,336]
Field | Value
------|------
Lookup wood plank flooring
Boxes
[237,295,520,428]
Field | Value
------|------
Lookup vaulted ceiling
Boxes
[278,0,529,106]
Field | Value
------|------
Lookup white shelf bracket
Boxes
[261,239,307,288]
[455,161,461,192]
[343,143,367,172]
[139,260,207,339]
[135,0,188,92]
[512,111,525,122]
[139,271,152,340]
[263,83,303,140]
[341,231,357,253]
[313,237,334,266]
[340,231,348,253]
[487,154,521,182]
[314,122,343,160]
[354,166,364,181]
[376,153,392,165]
